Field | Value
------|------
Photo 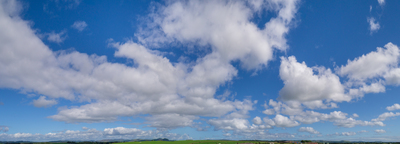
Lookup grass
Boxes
[115,140,279,144]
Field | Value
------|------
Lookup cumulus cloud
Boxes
[298,127,320,134]
[71,21,87,32]
[337,43,399,81]
[367,17,380,34]
[263,114,300,128]
[32,96,57,107]
[386,103,400,111]
[262,99,385,128]
[252,116,262,125]
[375,129,386,133]
[0,0,299,130]
[336,43,400,98]
[371,112,400,122]
[46,30,67,43]
[358,130,368,133]
[333,118,384,128]
[137,0,299,70]
[279,56,350,109]
[0,126,9,132]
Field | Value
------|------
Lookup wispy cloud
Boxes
[71,21,87,32]
[367,17,380,34]
[46,30,67,43]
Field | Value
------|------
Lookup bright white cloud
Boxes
[32,96,57,107]
[0,0,300,130]
[263,114,300,128]
[208,118,250,131]
[372,112,400,122]
[387,103,400,111]
[46,30,67,43]
[298,127,320,134]
[337,43,399,81]
[262,99,385,128]
[279,56,350,109]
[367,17,380,34]
[352,113,359,118]
[71,21,87,32]
[138,0,298,70]
[375,129,386,133]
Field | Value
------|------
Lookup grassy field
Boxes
[115,140,277,144]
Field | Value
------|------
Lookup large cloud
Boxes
[0,0,299,128]
[337,43,399,81]
[279,56,350,109]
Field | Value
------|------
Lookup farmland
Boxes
[116,140,289,144]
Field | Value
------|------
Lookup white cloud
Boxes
[263,114,300,128]
[375,129,386,133]
[0,126,8,132]
[46,30,67,43]
[32,96,57,107]
[208,118,250,131]
[71,21,87,32]
[341,132,356,136]
[358,130,368,133]
[252,116,262,125]
[337,43,399,81]
[367,17,380,34]
[333,118,384,128]
[384,68,400,85]
[0,0,299,126]
[138,0,299,70]
[262,100,385,128]
[352,113,359,118]
[298,127,320,134]
[378,0,385,6]
[371,112,400,122]
[386,103,400,111]
[82,127,88,130]
[263,109,275,115]
[279,56,350,109]
[337,43,400,97]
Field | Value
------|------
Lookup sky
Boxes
[1,0,400,142]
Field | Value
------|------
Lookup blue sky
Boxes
[1,0,400,142]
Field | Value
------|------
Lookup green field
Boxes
[115,140,277,144]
